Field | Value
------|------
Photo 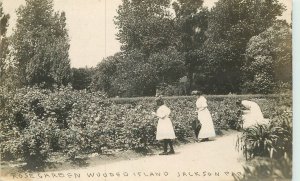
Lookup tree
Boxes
[71,67,93,90]
[203,0,285,93]
[95,50,157,97]
[172,0,209,92]
[115,0,176,56]
[149,47,185,84]
[112,0,188,97]
[243,21,292,93]
[11,0,71,88]
[91,53,121,95]
[92,47,185,97]
[112,50,157,97]
[0,2,10,85]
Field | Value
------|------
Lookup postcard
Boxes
[0,0,293,180]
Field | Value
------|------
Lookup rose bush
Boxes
[0,86,285,170]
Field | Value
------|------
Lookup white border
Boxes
[293,0,299,180]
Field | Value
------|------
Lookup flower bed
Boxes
[0,86,288,170]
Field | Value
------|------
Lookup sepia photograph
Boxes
[0,0,293,180]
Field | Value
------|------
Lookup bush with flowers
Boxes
[0,86,287,170]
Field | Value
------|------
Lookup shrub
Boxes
[237,124,278,159]
[233,156,292,181]
[19,118,52,170]
[1,86,289,170]
[209,98,243,131]
[0,86,108,168]
[0,87,61,169]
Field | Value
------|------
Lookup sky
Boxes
[1,0,292,68]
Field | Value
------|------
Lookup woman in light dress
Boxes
[195,91,216,141]
[152,97,176,155]
[236,100,268,128]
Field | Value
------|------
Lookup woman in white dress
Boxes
[152,97,176,155]
[195,91,216,141]
[236,100,268,128]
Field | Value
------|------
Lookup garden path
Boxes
[2,132,245,181]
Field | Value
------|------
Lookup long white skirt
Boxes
[242,109,268,128]
[156,117,176,140]
[197,108,216,139]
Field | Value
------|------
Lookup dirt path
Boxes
[1,132,245,181]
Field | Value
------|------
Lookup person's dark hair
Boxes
[236,100,242,106]
[196,90,203,96]
[155,97,164,106]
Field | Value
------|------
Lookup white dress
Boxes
[155,105,176,140]
[241,100,268,128]
[196,96,216,138]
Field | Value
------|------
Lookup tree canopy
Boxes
[1,0,291,96]
[11,0,71,88]
[201,0,285,93]
[243,21,292,93]
[90,0,290,96]
[115,0,177,56]
[0,2,10,85]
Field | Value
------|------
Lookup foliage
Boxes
[92,48,185,97]
[237,95,292,160]
[113,0,206,96]
[71,67,93,90]
[115,0,175,55]
[0,86,98,169]
[210,98,243,130]
[172,0,208,92]
[236,94,292,181]
[110,50,157,97]
[108,0,290,96]
[156,82,186,96]
[148,47,186,84]
[242,21,292,94]
[92,51,156,97]
[202,0,285,94]
[233,156,292,181]
[1,86,288,170]
[0,87,53,170]
[11,0,71,88]
[238,124,278,159]
[91,53,120,94]
[237,114,292,161]
[0,2,11,87]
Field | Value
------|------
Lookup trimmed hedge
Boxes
[108,94,286,104]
